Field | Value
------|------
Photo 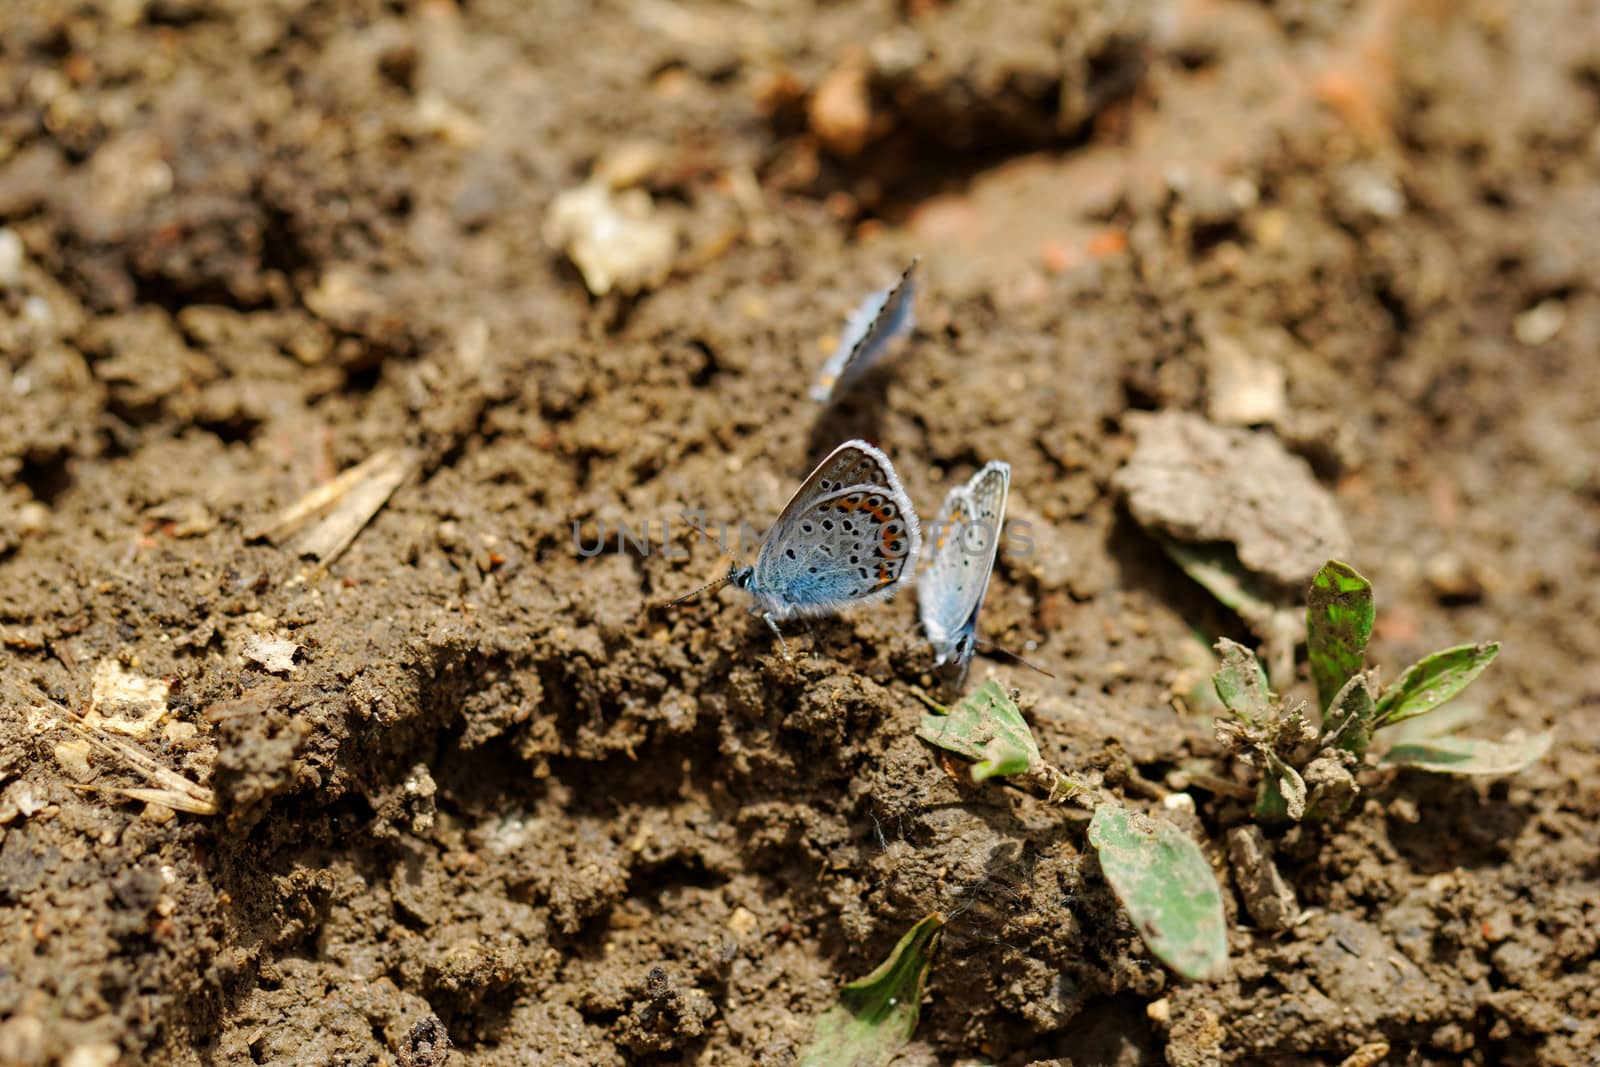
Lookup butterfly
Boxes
[810,259,919,404]
[675,440,921,656]
[918,461,1010,685]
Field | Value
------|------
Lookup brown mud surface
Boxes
[2,1,1598,1064]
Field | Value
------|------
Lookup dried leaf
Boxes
[85,659,170,737]
[251,447,417,565]
[243,635,300,673]
[1115,412,1352,588]
[55,712,216,816]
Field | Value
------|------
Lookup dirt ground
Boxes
[2,0,1598,1064]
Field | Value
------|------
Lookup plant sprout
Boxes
[1215,559,1550,824]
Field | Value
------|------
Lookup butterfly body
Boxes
[919,461,1010,683]
[811,260,919,404]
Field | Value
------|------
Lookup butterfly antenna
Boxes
[977,639,1057,680]
[668,570,737,607]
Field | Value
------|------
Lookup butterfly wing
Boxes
[810,260,919,403]
[918,483,976,657]
[751,441,921,618]
[919,461,1010,672]
[785,439,898,509]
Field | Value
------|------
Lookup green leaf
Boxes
[1160,538,1278,619]
[1088,804,1229,981]
[1374,642,1500,728]
[1382,731,1552,777]
[916,678,1040,782]
[1159,538,1301,689]
[1385,700,1483,742]
[1306,560,1374,712]
[1254,751,1307,824]
[800,913,945,1067]
[1320,670,1378,755]
[1212,639,1273,724]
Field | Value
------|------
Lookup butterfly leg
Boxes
[762,613,794,661]
[795,616,822,660]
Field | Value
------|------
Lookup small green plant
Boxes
[916,680,1228,981]
[799,912,945,1067]
[914,678,1073,795]
[1215,560,1551,823]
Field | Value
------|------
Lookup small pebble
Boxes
[21,295,50,329]
[1336,163,1404,220]
[593,140,666,190]
[809,65,872,157]
[1513,299,1565,346]
[0,228,24,288]
[1424,552,1484,603]
[17,502,49,534]
[542,182,676,297]
[0,1015,45,1067]
[1206,333,1287,427]
[53,739,94,782]
[242,634,300,673]
[62,1044,120,1067]
[1337,1042,1391,1067]
[162,721,198,744]
[0,781,46,823]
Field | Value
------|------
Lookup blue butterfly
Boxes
[918,461,1010,685]
[677,440,921,656]
[810,260,919,404]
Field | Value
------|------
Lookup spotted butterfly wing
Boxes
[787,440,898,504]
[810,260,919,403]
[748,440,922,619]
[919,461,1010,680]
